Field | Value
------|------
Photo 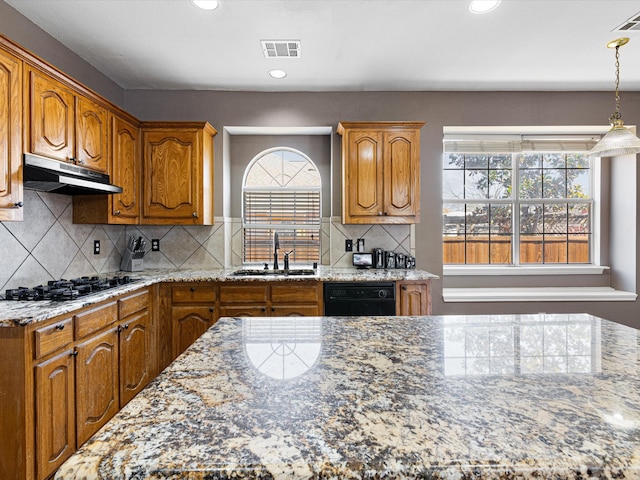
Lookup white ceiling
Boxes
[5,0,640,92]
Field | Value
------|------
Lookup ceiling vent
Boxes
[613,11,640,31]
[261,40,301,58]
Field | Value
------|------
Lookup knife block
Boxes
[120,249,144,272]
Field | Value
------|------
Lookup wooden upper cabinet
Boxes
[25,67,107,173]
[110,114,140,222]
[72,112,141,224]
[141,122,216,225]
[0,48,23,221]
[338,121,424,224]
[75,95,108,173]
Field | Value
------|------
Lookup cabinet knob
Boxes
[14,201,23,208]
[190,287,196,292]
[117,325,122,333]
[114,210,121,215]
[55,324,65,330]
[402,285,408,291]
[261,307,266,312]
[124,324,129,330]
[71,350,79,357]
[192,212,198,218]
[271,307,275,312]
[209,307,214,313]
[378,211,383,216]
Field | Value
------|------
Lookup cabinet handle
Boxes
[261,307,266,312]
[55,324,65,330]
[192,212,198,218]
[190,287,196,292]
[209,307,214,313]
[114,210,121,215]
[117,325,122,333]
[383,212,388,215]
[71,350,79,357]
[378,211,383,216]
[124,324,129,329]
[13,201,23,208]
[402,285,408,291]
[271,307,275,312]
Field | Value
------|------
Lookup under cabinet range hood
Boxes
[23,153,123,195]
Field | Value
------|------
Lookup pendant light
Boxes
[589,37,640,158]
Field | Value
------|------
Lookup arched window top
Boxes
[243,147,321,189]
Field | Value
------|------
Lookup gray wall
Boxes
[2,1,640,327]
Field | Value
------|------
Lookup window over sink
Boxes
[242,147,321,264]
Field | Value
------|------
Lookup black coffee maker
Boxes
[372,248,385,269]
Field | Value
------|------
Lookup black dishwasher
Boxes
[324,282,396,316]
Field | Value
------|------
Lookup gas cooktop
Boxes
[3,275,140,302]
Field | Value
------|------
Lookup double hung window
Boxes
[443,133,599,266]
[243,148,321,264]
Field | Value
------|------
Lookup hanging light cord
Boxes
[609,44,623,127]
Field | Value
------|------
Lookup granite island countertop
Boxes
[0,266,438,327]
[55,313,640,479]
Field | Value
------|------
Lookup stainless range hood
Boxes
[23,153,123,195]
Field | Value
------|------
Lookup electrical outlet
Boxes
[345,239,353,252]
[93,240,100,255]
[151,239,160,251]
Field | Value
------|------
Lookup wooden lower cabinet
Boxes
[167,284,218,362]
[75,328,119,446]
[34,349,76,480]
[119,310,151,406]
[0,286,155,480]
[396,280,432,316]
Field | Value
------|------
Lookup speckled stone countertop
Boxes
[0,267,437,327]
[56,313,640,479]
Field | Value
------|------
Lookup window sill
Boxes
[443,265,609,276]
[442,287,637,303]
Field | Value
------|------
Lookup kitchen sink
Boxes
[231,268,316,277]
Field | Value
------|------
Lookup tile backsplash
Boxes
[0,191,414,291]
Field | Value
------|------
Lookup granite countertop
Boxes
[56,313,640,479]
[0,267,438,327]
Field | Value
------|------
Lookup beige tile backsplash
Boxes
[0,191,413,291]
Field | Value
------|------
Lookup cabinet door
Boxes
[383,130,419,218]
[344,130,384,219]
[119,310,151,406]
[397,282,431,316]
[75,96,108,172]
[27,69,75,162]
[218,306,268,318]
[142,129,202,224]
[0,48,23,221]
[35,349,76,480]
[110,114,140,222]
[270,305,320,316]
[75,328,119,445]
[171,306,217,360]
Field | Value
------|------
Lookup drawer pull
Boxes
[55,324,65,330]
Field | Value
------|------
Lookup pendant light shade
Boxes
[589,37,640,158]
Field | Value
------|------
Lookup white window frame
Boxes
[442,126,608,277]
[242,146,322,265]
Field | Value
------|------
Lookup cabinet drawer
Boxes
[171,285,217,304]
[33,317,73,359]
[271,283,320,304]
[74,301,118,339]
[219,284,268,304]
[119,288,149,318]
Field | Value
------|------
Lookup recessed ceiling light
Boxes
[268,69,287,79]
[192,0,220,11]
[468,0,500,14]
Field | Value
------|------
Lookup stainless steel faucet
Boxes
[273,231,280,270]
